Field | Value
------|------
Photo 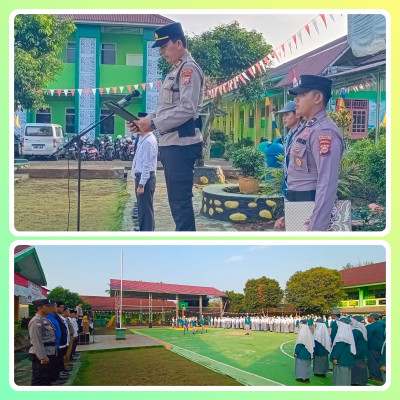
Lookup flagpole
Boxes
[120,245,123,329]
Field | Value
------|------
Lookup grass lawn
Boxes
[132,328,331,386]
[72,347,242,386]
[14,178,129,231]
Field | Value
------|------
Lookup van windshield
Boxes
[25,127,53,136]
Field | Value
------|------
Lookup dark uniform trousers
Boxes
[29,353,55,386]
[56,346,68,375]
[135,171,156,231]
[159,142,202,231]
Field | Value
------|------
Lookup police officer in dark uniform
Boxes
[128,22,204,231]
[286,75,345,231]
[28,299,56,386]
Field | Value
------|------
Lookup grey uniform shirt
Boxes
[28,314,56,359]
[150,52,204,147]
[287,110,345,231]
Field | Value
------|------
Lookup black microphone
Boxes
[116,90,141,107]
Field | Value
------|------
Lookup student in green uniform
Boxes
[192,318,197,334]
[200,315,206,334]
[350,316,369,386]
[380,340,386,384]
[294,320,313,383]
[366,313,384,382]
[330,317,356,386]
[183,318,188,335]
[244,313,251,335]
[313,318,331,377]
[330,309,341,342]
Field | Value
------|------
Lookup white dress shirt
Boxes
[131,132,158,186]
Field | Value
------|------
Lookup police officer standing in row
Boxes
[286,75,345,231]
[28,299,56,386]
[128,22,204,231]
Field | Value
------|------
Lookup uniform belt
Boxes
[163,117,202,135]
[44,342,56,346]
[285,190,316,202]
[134,171,155,177]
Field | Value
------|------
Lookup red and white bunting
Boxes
[99,88,103,95]
[281,43,285,55]
[50,89,55,96]
[57,89,62,96]
[288,41,293,54]
[313,20,320,35]
[71,89,75,96]
[134,84,139,91]
[255,62,262,74]
[248,67,255,78]
[63,89,69,96]
[259,59,267,72]
[297,30,303,45]
[292,34,298,49]
[305,24,311,37]
[320,14,328,28]
[242,72,251,81]
[149,82,154,90]
[105,88,110,94]
[92,88,96,95]
[77,89,83,96]
[112,87,117,94]
[127,85,132,92]
[272,50,279,61]
[329,14,335,22]
[119,86,124,93]
[85,89,90,95]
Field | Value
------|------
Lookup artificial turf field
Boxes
[131,327,331,386]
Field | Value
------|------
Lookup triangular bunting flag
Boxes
[251,65,257,76]
[149,82,154,90]
[77,89,83,96]
[157,81,162,87]
[99,88,103,95]
[259,60,267,72]
[218,86,223,95]
[248,67,255,78]
[57,89,62,97]
[320,14,328,28]
[298,30,303,45]
[281,43,285,54]
[63,89,69,96]
[134,85,139,90]
[71,89,75,96]
[222,83,227,93]
[278,50,283,60]
[233,77,238,88]
[242,72,251,81]
[127,85,132,92]
[292,34,297,48]
[238,74,246,84]
[255,62,262,74]
[313,20,320,35]
[92,88,96,95]
[288,41,292,54]
[305,24,311,37]
[329,14,335,22]
[112,87,117,94]
[105,88,110,94]
[50,89,55,96]
[119,86,124,93]
[85,89,90,95]
[263,57,270,66]
[141,83,146,90]
[272,50,279,61]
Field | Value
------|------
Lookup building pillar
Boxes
[233,102,240,143]
[162,300,165,322]
[199,295,203,317]
[254,100,262,146]
[225,103,231,138]
[219,297,223,316]
[243,105,250,138]
[176,294,179,320]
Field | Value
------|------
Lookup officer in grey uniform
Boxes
[286,75,345,231]
[129,22,203,231]
[28,299,57,386]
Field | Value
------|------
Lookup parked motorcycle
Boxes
[119,136,135,161]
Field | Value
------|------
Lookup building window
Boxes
[101,44,116,65]
[249,109,254,129]
[100,110,114,135]
[336,99,369,139]
[66,42,75,63]
[126,54,143,66]
[66,108,75,133]
[36,108,51,123]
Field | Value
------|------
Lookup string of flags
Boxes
[205,14,344,99]
[42,81,162,96]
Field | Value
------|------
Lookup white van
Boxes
[21,123,65,160]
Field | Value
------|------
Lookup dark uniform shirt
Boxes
[330,341,355,367]
[295,343,312,360]
[286,110,345,230]
[366,321,385,351]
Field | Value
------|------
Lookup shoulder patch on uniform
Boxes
[306,118,317,127]
[318,134,332,157]
[181,68,193,85]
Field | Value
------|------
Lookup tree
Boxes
[224,290,245,313]
[243,276,283,313]
[341,260,375,270]
[47,285,91,310]
[14,14,76,111]
[285,267,346,315]
[158,21,273,162]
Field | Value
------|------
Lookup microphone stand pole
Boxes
[50,112,115,231]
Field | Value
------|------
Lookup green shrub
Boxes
[231,147,267,179]
[367,124,386,141]
[210,143,225,158]
[226,137,254,158]
[210,130,227,144]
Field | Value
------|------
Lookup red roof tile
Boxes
[110,279,227,297]
[58,14,174,26]
[14,245,33,256]
[340,262,386,287]
[80,295,176,311]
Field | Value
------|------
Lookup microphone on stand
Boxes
[115,90,141,108]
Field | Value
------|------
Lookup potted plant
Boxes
[231,146,267,194]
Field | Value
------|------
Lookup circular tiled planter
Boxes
[201,184,284,223]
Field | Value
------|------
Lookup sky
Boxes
[33,244,386,297]
[163,13,348,64]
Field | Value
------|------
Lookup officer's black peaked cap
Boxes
[32,299,53,307]
[289,75,332,96]
[152,22,185,48]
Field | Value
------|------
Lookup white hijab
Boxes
[350,317,368,342]
[295,323,314,356]
[333,320,356,355]
[313,322,332,352]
